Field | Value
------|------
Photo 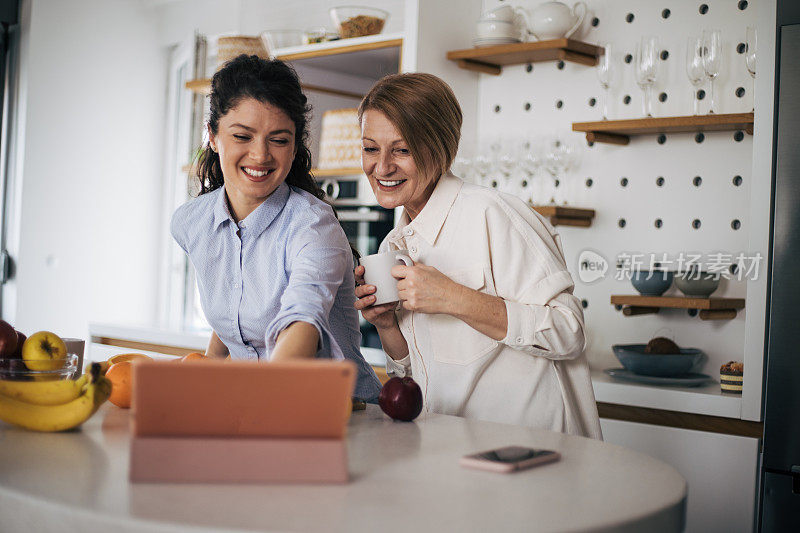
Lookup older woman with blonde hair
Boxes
[354,72,601,438]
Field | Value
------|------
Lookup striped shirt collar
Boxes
[213,182,291,234]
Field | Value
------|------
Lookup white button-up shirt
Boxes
[382,174,602,439]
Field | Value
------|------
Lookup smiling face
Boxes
[209,97,296,221]
[361,109,438,218]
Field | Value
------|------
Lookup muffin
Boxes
[720,361,743,394]
[645,337,680,354]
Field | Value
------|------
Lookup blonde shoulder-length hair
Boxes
[358,72,462,181]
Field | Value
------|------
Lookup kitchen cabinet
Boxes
[601,418,759,533]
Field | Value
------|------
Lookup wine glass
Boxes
[544,137,575,205]
[596,42,613,120]
[746,26,756,112]
[701,29,722,114]
[635,37,658,117]
[686,36,705,115]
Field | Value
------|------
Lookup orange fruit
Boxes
[107,352,151,365]
[106,361,132,408]
[180,352,206,362]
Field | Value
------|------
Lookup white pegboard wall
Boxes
[475,0,758,374]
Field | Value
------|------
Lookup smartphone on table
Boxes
[460,445,561,473]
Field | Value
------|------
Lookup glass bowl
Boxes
[329,6,389,39]
[0,354,79,381]
[260,30,304,52]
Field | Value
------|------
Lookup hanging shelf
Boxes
[531,205,595,227]
[572,112,755,145]
[610,295,745,320]
[446,39,602,75]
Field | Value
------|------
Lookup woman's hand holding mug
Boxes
[354,264,399,329]
[354,249,414,329]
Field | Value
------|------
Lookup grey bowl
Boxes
[674,271,720,297]
[612,344,704,377]
[630,270,673,296]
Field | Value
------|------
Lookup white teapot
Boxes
[526,1,587,41]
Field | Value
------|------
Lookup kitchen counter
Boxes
[89,323,742,418]
[0,405,686,533]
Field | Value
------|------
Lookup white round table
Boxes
[0,405,685,532]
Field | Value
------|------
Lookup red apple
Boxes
[9,331,26,359]
[0,320,17,358]
[379,376,423,422]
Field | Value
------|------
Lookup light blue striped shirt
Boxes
[170,182,382,400]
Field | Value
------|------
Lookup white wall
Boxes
[4,0,168,340]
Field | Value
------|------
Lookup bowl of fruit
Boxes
[0,323,79,381]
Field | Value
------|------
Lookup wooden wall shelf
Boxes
[573,113,755,145]
[610,295,745,320]
[185,79,363,99]
[312,168,363,177]
[531,205,595,227]
[447,39,602,75]
[185,34,402,99]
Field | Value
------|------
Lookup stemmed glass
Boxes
[686,36,705,115]
[518,137,543,203]
[596,42,613,120]
[746,26,756,112]
[701,29,722,114]
[635,37,658,117]
[544,137,575,205]
[473,148,492,188]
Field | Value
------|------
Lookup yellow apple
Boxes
[22,331,67,371]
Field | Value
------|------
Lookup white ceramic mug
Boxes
[360,249,414,305]
[484,4,528,23]
[476,19,518,40]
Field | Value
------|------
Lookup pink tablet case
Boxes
[129,436,348,483]
[131,359,356,438]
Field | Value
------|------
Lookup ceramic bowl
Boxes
[630,270,673,296]
[612,344,703,377]
[476,19,518,40]
[674,271,720,297]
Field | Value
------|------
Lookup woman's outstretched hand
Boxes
[354,265,399,329]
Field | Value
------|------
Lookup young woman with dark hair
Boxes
[171,55,381,401]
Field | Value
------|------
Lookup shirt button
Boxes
[410,246,418,254]
[404,228,414,236]
[516,337,524,344]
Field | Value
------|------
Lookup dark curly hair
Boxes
[195,55,323,201]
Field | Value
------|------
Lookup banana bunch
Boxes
[0,363,112,432]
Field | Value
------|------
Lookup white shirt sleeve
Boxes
[487,197,586,360]
[384,353,412,377]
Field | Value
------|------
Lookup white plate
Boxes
[472,38,520,47]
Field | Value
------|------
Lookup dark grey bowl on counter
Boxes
[612,344,704,377]
[674,271,720,297]
[630,270,674,296]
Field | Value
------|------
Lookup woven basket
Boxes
[216,36,269,70]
